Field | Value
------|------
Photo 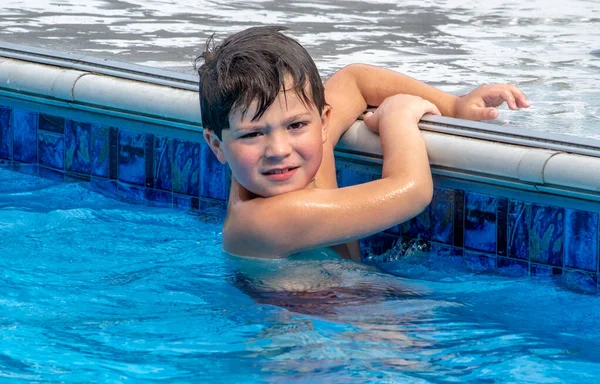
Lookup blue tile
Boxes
[497,197,508,256]
[200,141,228,200]
[464,192,497,253]
[145,134,154,188]
[430,242,463,258]
[530,204,564,266]
[109,127,118,180]
[38,131,64,170]
[530,264,562,277]
[12,109,38,163]
[454,189,465,247]
[564,209,598,271]
[430,188,454,244]
[118,182,145,204]
[89,179,118,200]
[65,120,91,174]
[337,168,373,187]
[91,124,110,178]
[0,106,12,160]
[172,139,200,196]
[429,243,464,269]
[563,270,597,294]
[39,113,65,133]
[146,189,172,207]
[497,257,528,277]
[391,206,431,239]
[359,233,399,260]
[173,194,192,210]
[38,166,64,181]
[118,130,146,186]
[464,251,496,272]
[508,200,530,260]
[154,136,172,191]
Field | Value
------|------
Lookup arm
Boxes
[223,95,439,258]
[324,63,530,146]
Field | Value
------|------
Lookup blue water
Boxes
[2,166,600,383]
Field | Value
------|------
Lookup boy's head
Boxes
[195,26,326,140]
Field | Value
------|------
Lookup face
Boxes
[204,88,329,198]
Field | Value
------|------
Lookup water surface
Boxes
[0,0,598,137]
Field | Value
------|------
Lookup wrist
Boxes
[449,95,460,118]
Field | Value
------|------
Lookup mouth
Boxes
[262,166,299,175]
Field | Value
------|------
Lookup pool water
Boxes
[2,166,600,383]
[1,0,598,138]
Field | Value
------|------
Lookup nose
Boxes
[265,131,292,159]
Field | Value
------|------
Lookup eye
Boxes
[240,131,262,139]
[289,121,307,130]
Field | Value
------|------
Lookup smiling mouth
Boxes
[263,166,299,175]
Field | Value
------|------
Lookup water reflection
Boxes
[0,0,598,136]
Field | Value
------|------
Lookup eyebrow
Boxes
[235,113,312,132]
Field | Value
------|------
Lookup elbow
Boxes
[412,175,434,214]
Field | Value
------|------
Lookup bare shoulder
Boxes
[221,189,322,258]
[323,64,369,146]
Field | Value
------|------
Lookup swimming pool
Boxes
[2,166,600,382]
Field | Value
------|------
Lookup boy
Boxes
[196,26,529,260]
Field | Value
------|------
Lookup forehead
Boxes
[228,88,316,126]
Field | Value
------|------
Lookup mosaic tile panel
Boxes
[109,127,118,180]
[146,188,172,207]
[38,131,64,170]
[463,251,497,272]
[464,192,497,253]
[118,130,146,186]
[497,197,508,256]
[360,232,399,259]
[508,200,530,260]
[530,264,562,277]
[200,141,227,200]
[564,209,598,272]
[65,120,91,174]
[337,168,373,188]
[391,206,431,239]
[0,106,12,160]
[118,182,145,204]
[39,113,65,134]
[172,139,200,196]
[144,134,154,188]
[90,124,110,178]
[153,135,172,191]
[173,194,192,210]
[496,257,528,277]
[453,189,465,248]
[563,270,597,294]
[12,109,38,163]
[530,204,564,267]
[430,187,454,244]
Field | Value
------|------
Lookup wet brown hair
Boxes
[195,26,325,139]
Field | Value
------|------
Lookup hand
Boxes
[454,84,530,121]
[363,94,441,133]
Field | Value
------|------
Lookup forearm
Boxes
[346,63,458,117]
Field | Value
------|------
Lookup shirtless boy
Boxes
[196,26,529,260]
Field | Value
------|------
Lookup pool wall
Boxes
[2,44,600,294]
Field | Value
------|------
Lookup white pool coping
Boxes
[1,47,600,203]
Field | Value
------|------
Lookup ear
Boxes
[320,105,331,144]
[203,129,227,164]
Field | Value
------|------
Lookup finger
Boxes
[508,85,530,108]
[500,89,517,110]
[363,111,378,131]
[425,102,442,116]
[478,107,499,120]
